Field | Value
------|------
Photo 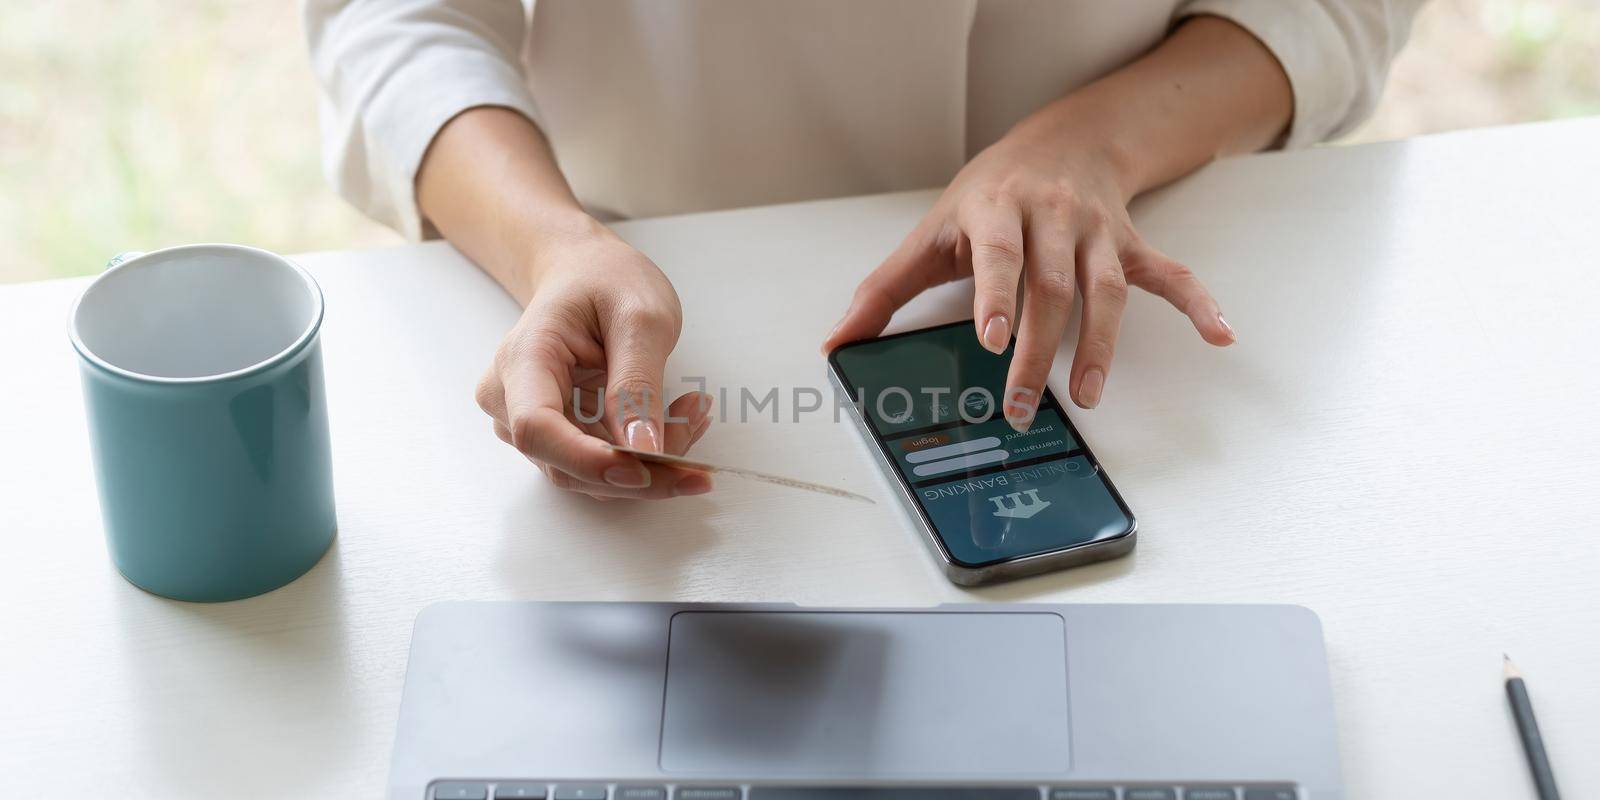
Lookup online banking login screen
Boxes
[832,323,1132,566]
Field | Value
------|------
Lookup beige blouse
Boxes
[305,0,1421,240]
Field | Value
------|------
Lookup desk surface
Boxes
[4,119,1599,799]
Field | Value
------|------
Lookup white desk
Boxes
[4,119,1598,799]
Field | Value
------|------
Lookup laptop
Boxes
[389,603,1341,800]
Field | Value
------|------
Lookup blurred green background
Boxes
[3,0,1598,284]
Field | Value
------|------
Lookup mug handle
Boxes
[105,251,146,270]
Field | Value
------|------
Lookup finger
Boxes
[1123,242,1235,346]
[548,462,714,500]
[823,228,955,353]
[568,369,618,444]
[663,391,714,456]
[601,307,678,455]
[687,412,712,449]
[499,332,654,488]
[544,407,707,499]
[533,466,608,501]
[571,366,609,398]
[510,442,606,501]
[1003,221,1076,431]
[958,199,1025,354]
[575,392,705,466]
[1069,233,1128,409]
[572,391,710,498]
[475,370,510,426]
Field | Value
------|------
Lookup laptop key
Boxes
[615,788,666,800]
[748,790,1035,799]
[1125,790,1178,800]
[1242,789,1297,800]
[435,783,490,800]
[1050,790,1116,800]
[552,786,608,800]
[677,789,740,800]
[495,783,549,799]
[1183,790,1237,800]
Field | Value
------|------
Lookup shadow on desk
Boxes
[493,483,723,598]
[110,541,358,796]
[957,549,1139,602]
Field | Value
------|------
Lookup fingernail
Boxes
[604,465,650,488]
[690,394,714,427]
[822,319,845,352]
[1004,387,1036,431]
[1217,312,1236,342]
[1006,403,1035,432]
[625,418,660,452]
[674,473,713,497]
[981,315,1010,354]
[1079,369,1105,409]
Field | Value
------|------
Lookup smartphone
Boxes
[828,320,1136,585]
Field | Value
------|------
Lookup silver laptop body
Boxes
[389,602,1341,800]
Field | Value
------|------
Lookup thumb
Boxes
[822,238,940,354]
[603,313,676,453]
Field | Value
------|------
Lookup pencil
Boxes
[1504,654,1561,800]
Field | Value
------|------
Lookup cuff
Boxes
[1177,0,1359,149]
[363,50,544,241]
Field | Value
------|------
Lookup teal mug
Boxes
[69,244,337,602]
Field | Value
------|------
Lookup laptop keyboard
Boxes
[430,782,1301,800]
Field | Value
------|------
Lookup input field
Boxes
[911,448,1009,477]
[905,436,1003,464]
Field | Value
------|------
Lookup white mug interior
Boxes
[71,245,323,381]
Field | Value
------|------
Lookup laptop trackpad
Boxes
[660,611,1071,776]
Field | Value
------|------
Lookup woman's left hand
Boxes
[823,117,1235,427]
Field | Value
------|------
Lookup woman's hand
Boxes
[825,124,1234,427]
[823,16,1295,428]
[417,108,716,500]
[473,221,714,499]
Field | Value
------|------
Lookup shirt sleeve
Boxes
[303,0,543,240]
[1176,0,1426,148]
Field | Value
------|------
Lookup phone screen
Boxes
[830,322,1134,568]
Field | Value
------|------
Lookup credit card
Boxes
[608,444,875,504]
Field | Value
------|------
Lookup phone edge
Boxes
[825,352,1136,586]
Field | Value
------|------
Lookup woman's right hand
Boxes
[415,108,711,498]
[473,219,714,500]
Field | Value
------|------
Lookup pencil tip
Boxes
[1503,654,1522,680]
